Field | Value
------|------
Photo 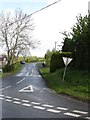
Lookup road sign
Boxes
[63,57,73,66]
[19,85,33,93]
[62,57,73,82]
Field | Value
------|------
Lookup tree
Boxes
[62,14,89,70]
[0,9,39,66]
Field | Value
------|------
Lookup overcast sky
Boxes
[0,0,89,57]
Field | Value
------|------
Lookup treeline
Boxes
[45,14,89,72]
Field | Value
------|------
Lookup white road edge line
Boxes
[64,112,81,117]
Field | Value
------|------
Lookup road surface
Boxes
[0,62,89,119]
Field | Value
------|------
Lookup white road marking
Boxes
[16,73,23,76]
[46,108,61,113]
[5,99,12,102]
[0,86,11,91]
[42,104,54,108]
[73,110,88,114]
[38,75,42,77]
[64,112,81,117]
[33,106,45,110]
[5,96,11,99]
[16,78,25,84]
[32,69,33,74]
[13,98,20,101]
[21,100,29,103]
[31,102,40,105]
[19,85,33,92]
[57,107,68,111]
[22,103,31,107]
[13,101,21,104]
[0,95,4,97]
[0,97,4,100]
[85,117,90,120]
[26,72,29,76]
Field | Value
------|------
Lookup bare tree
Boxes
[0,9,39,66]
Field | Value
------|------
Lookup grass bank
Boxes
[39,67,89,102]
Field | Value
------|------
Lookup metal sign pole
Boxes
[62,65,67,82]
[62,58,68,82]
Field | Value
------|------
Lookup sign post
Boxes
[62,57,73,82]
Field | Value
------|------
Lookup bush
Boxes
[50,52,72,72]
[3,64,15,72]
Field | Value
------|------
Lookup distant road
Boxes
[0,62,89,119]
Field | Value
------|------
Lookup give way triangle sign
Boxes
[19,85,33,93]
[62,57,73,66]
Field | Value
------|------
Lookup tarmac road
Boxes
[0,62,89,119]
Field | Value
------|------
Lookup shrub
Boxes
[3,64,15,72]
[50,52,72,72]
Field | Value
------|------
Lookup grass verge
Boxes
[39,67,90,102]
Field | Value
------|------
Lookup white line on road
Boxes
[21,100,30,103]
[16,78,25,84]
[13,101,21,104]
[0,97,4,100]
[13,98,20,101]
[85,117,90,120]
[5,96,12,99]
[64,112,81,117]
[33,106,45,110]
[16,73,23,76]
[0,86,11,91]
[56,107,68,111]
[73,110,88,114]
[0,95,4,97]
[26,72,29,76]
[46,108,61,113]
[22,103,31,107]
[42,104,54,108]
[31,102,40,105]
[5,99,12,102]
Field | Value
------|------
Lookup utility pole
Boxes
[88,1,90,15]
[55,42,57,51]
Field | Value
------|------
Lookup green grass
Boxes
[39,67,89,102]
[0,72,2,78]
